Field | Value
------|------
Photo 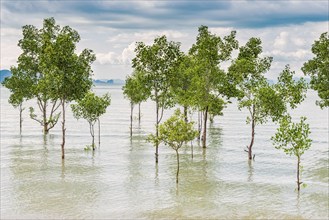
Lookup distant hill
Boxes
[93,79,125,85]
[0,70,11,82]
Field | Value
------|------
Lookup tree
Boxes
[188,25,238,147]
[71,92,111,151]
[1,67,33,134]
[302,32,329,108]
[229,39,307,160]
[271,115,312,191]
[228,38,272,159]
[132,35,182,163]
[122,71,150,136]
[42,18,96,159]
[148,109,198,183]
[13,17,64,134]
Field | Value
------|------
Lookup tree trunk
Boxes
[98,119,100,146]
[176,149,180,184]
[183,105,188,123]
[198,111,202,141]
[61,100,65,160]
[138,103,141,123]
[43,101,49,135]
[197,111,200,140]
[155,100,159,163]
[248,117,255,160]
[297,156,301,191]
[90,123,95,151]
[130,102,133,137]
[19,103,23,134]
[202,106,208,148]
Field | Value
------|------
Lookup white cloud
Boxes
[96,42,135,65]
[96,51,118,65]
[273,31,289,48]
[119,42,135,64]
[107,30,188,45]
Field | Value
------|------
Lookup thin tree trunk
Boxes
[90,123,95,151]
[19,103,23,134]
[98,119,100,146]
[202,106,208,148]
[138,103,141,123]
[248,118,255,160]
[197,111,200,140]
[198,111,202,141]
[176,149,180,184]
[155,99,159,164]
[61,100,65,160]
[183,105,188,123]
[297,156,301,191]
[43,101,48,135]
[130,102,133,137]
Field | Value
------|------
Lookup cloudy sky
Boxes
[1,0,328,80]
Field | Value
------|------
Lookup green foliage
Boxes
[302,32,329,108]
[170,54,196,109]
[271,115,311,157]
[276,65,308,110]
[122,70,150,105]
[230,39,308,125]
[71,92,111,124]
[208,95,226,118]
[189,25,238,111]
[1,67,33,108]
[148,109,198,151]
[45,24,96,102]
[132,35,182,109]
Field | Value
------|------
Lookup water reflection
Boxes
[8,142,103,219]
[248,160,254,182]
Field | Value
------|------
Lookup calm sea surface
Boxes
[0,85,328,219]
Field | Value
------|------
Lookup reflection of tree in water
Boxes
[248,160,254,182]
[9,141,103,219]
[208,124,223,148]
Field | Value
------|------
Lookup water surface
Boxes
[1,85,328,219]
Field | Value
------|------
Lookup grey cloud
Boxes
[2,0,328,30]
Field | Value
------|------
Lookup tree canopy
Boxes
[302,32,329,108]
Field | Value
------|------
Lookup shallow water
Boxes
[0,85,328,219]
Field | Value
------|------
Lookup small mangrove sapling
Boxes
[271,115,312,191]
[71,92,111,151]
[148,109,198,183]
